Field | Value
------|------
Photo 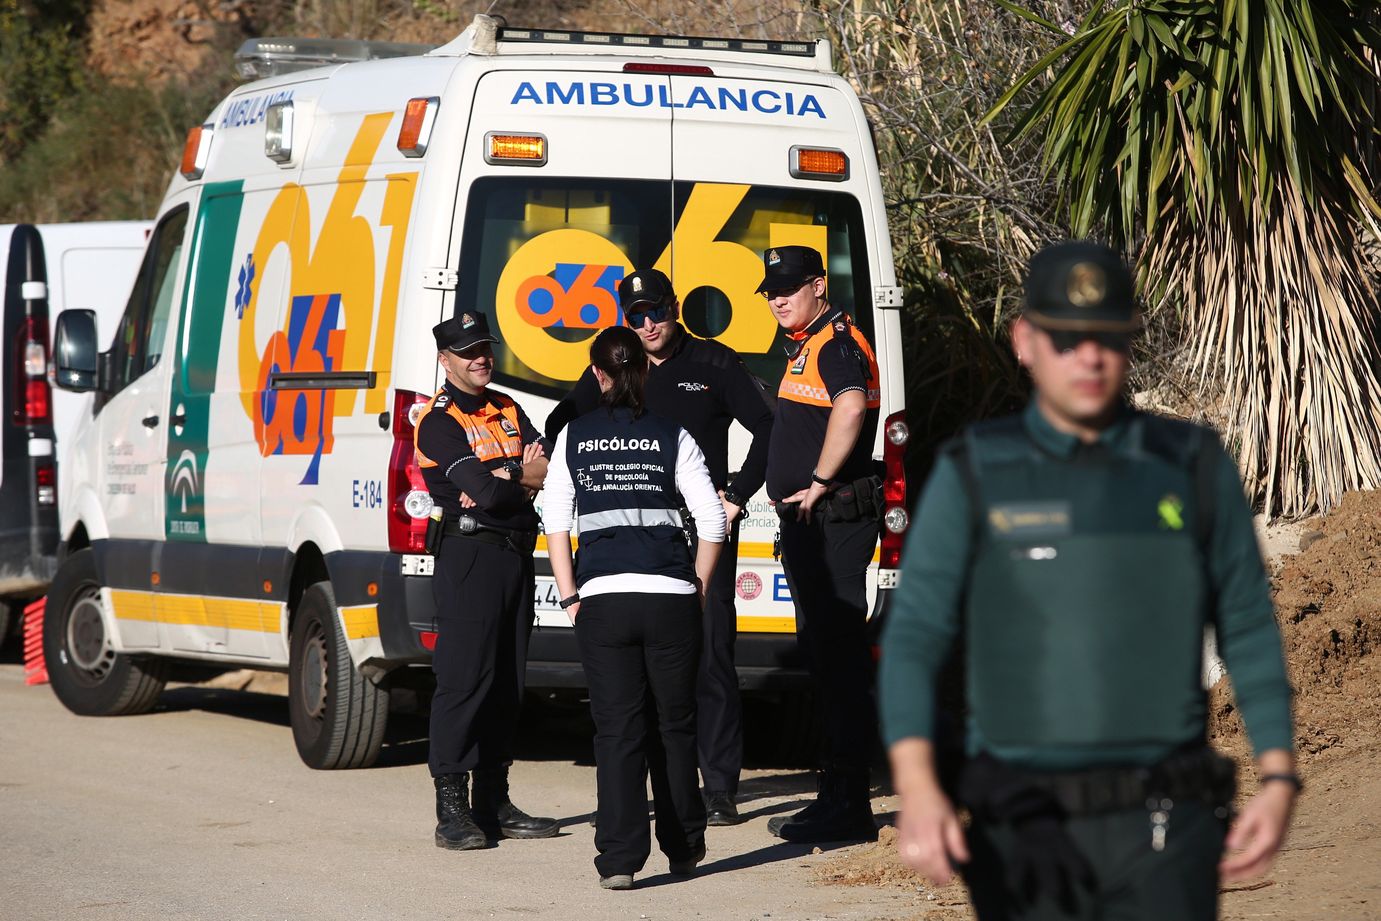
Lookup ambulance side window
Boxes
[109,205,189,395]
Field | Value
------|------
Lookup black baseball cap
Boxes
[618,268,675,311]
[433,311,499,353]
[1023,241,1140,333]
[756,245,825,294]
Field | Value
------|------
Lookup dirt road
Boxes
[0,660,912,921]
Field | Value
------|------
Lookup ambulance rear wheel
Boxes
[288,581,388,769]
[43,548,167,716]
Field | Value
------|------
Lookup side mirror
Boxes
[53,309,100,393]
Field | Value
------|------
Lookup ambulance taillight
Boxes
[387,389,433,553]
[879,412,909,569]
[13,315,51,427]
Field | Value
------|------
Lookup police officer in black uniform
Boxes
[881,242,1297,920]
[546,268,774,825]
[415,311,559,849]
[760,245,883,843]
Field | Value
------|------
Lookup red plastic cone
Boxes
[22,597,47,686]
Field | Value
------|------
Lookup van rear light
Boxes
[790,146,848,181]
[13,317,51,426]
[36,461,56,506]
[622,62,714,76]
[388,388,434,554]
[880,411,909,569]
[419,630,438,651]
[485,132,547,166]
[397,96,439,157]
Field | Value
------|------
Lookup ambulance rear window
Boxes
[455,178,872,398]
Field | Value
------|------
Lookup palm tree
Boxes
[987,0,1381,516]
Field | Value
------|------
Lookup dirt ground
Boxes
[819,491,1381,920]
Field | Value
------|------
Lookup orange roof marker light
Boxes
[485,132,547,167]
[397,97,439,158]
[180,124,213,180]
[790,146,848,182]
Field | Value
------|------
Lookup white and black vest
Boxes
[566,406,693,586]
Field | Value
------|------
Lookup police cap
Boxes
[618,268,675,310]
[433,311,499,353]
[1023,241,1140,333]
[756,245,825,294]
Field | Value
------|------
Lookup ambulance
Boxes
[0,221,149,632]
[45,16,910,769]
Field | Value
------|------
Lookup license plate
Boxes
[534,577,564,611]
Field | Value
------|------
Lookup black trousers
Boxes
[964,803,1227,921]
[697,517,743,794]
[428,536,535,777]
[778,514,878,771]
[575,591,706,877]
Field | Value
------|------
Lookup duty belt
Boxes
[442,518,538,554]
[960,745,1237,819]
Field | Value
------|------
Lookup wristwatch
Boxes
[811,471,835,488]
[503,459,524,480]
[722,488,745,508]
[558,592,581,610]
[1259,772,1304,793]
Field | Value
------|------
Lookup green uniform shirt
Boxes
[879,402,1293,770]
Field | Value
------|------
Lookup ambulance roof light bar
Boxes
[429,15,834,73]
[234,37,436,81]
[497,28,816,58]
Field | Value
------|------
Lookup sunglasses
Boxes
[761,278,816,301]
[1046,330,1132,354]
[625,303,673,329]
[448,342,494,361]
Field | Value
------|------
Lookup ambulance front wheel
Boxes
[288,581,389,769]
[43,548,167,716]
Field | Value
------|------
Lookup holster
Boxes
[821,475,883,523]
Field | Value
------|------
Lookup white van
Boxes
[45,17,910,769]
[0,222,149,619]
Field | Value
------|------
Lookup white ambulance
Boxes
[45,17,911,768]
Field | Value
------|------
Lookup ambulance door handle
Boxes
[142,414,160,428]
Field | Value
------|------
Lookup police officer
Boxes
[881,241,1298,920]
[546,268,774,825]
[760,245,883,844]
[544,325,727,889]
[415,311,559,849]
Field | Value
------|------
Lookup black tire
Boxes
[288,581,388,769]
[43,548,166,716]
[0,601,14,649]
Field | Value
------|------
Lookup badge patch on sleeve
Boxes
[987,501,1072,539]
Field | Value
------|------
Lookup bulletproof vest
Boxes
[955,411,1218,762]
[565,407,692,586]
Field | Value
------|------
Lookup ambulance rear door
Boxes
[666,71,882,633]
[449,67,675,627]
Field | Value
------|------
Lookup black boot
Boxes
[767,770,833,836]
[472,765,559,839]
[434,773,490,850]
[772,770,877,844]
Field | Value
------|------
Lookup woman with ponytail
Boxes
[543,325,726,890]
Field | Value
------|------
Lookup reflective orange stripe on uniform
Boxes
[414,390,523,467]
[777,317,881,408]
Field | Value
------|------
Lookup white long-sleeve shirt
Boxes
[543,425,726,598]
